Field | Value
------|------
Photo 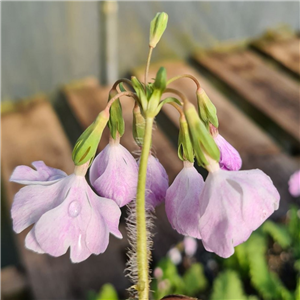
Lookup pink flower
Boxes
[144,155,169,209]
[183,236,198,257]
[199,159,280,258]
[165,161,203,239]
[214,134,242,171]
[288,170,300,197]
[10,161,122,263]
[90,138,138,207]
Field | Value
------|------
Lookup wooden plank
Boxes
[253,37,300,77]
[1,266,29,300]
[193,50,300,144]
[134,60,299,216]
[1,98,130,299]
[63,80,184,262]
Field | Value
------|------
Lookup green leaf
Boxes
[183,263,208,295]
[262,220,292,249]
[246,232,293,300]
[295,276,300,300]
[96,283,118,300]
[152,258,185,299]
[210,270,247,300]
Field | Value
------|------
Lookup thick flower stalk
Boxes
[90,134,138,207]
[10,161,122,263]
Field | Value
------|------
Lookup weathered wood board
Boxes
[1,98,130,299]
[134,60,299,217]
[193,50,300,145]
[252,37,300,77]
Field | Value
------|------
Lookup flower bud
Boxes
[184,102,220,167]
[149,12,168,48]
[197,88,218,128]
[72,110,109,166]
[108,90,125,139]
[133,104,146,147]
[178,115,194,162]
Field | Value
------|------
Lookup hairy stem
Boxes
[136,117,153,299]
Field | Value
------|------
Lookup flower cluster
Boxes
[10,138,169,262]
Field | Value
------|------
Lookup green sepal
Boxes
[154,97,181,116]
[146,67,167,117]
[72,111,109,166]
[184,102,220,166]
[107,90,125,139]
[119,82,126,92]
[149,12,168,48]
[197,88,219,128]
[131,76,147,110]
[178,116,194,163]
[133,105,145,147]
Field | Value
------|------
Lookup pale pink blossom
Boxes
[90,138,138,207]
[198,159,280,258]
[143,155,169,209]
[10,161,122,263]
[288,170,300,197]
[165,161,203,239]
[183,236,198,257]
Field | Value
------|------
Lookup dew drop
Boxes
[68,201,81,218]
[262,209,267,219]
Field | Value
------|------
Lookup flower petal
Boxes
[25,227,44,254]
[90,144,138,207]
[10,161,67,185]
[289,170,300,197]
[34,177,92,263]
[214,135,242,171]
[144,155,169,209]
[199,169,280,258]
[11,178,70,233]
[166,165,203,239]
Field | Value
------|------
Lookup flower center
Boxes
[68,201,81,218]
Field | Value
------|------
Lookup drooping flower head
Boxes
[210,124,242,171]
[198,156,280,258]
[288,170,300,197]
[10,161,122,263]
[90,135,138,207]
[165,161,203,239]
[143,154,169,209]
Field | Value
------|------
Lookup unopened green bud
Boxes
[184,102,220,167]
[108,90,125,139]
[153,67,167,92]
[178,115,194,163]
[72,110,109,165]
[149,12,168,48]
[197,88,218,128]
[133,104,145,147]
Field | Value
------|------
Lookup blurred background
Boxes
[1,1,300,300]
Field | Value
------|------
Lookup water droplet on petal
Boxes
[68,201,81,218]
[262,209,267,219]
